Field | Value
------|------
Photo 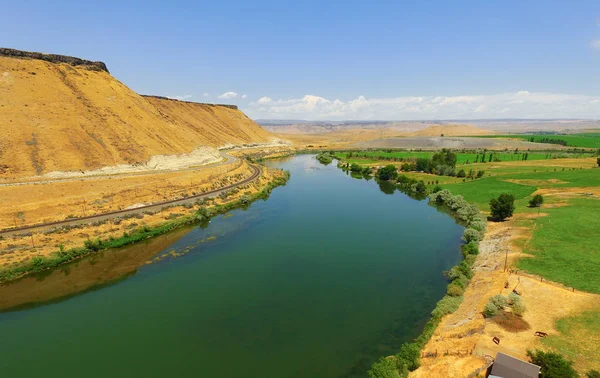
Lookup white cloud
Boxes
[203,92,209,97]
[257,96,272,104]
[241,94,248,99]
[246,91,600,120]
[591,39,600,50]
[218,91,238,99]
[169,94,192,101]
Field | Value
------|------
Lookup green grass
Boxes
[482,133,600,149]
[517,198,600,293]
[333,150,592,166]
[442,177,537,208]
[543,310,600,372]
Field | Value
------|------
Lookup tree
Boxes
[377,165,398,181]
[527,350,578,378]
[597,157,600,167]
[529,194,544,208]
[350,163,362,172]
[489,193,515,221]
[456,169,466,178]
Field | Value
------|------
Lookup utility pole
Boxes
[504,248,508,272]
[30,233,35,248]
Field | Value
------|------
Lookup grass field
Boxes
[481,133,600,149]
[517,198,600,293]
[333,150,593,166]
[543,309,600,372]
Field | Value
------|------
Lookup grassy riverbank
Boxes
[0,170,290,283]
[330,152,600,376]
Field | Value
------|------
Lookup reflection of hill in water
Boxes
[0,227,191,312]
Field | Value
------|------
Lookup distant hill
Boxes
[0,48,273,177]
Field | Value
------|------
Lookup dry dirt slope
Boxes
[0,50,273,177]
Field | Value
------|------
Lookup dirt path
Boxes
[0,164,261,238]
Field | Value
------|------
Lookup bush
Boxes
[511,300,527,316]
[447,282,465,297]
[395,343,420,371]
[462,228,483,244]
[527,350,578,378]
[462,242,479,256]
[369,357,403,378]
[431,295,463,318]
[456,169,466,178]
[431,185,442,193]
[483,302,499,318]
[490,294,508,308]
[377,165,398,181]
[490,193,515,221]
[529,194,544,208]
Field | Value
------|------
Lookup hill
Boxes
[0,48,274,177]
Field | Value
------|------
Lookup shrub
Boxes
[395,343,420,371]
[368,357,403,378]
[431,185,442,193]
[431,295,463,318]
[527,350,578,378]
[490,193,515,221]
[456,169,466,178]
[462,242,479,256]
[529,194,544,208]
[377,165,398,181]
[507,292,522,305]
[511,300,527,316]
[483,302,499,318]
[447,282,465,297]
[490,294,508,309]
[462,228,482,244]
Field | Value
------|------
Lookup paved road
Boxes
[0,164,262,238]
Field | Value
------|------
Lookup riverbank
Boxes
[0,166,290,283]
[328,152,600,376]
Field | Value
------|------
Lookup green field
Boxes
[517,198,600,293]
[333,150,592,166]
[482,133,600,149]
[404,163,600,292]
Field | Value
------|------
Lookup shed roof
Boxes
[490,353,541,378]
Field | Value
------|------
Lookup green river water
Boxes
[0,155,463,377]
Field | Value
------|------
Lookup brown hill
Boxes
[406,124,494,137]
[0,49,273,177]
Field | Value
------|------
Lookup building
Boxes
[489,352,541,378]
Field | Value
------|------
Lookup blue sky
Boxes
[2,0,600,120]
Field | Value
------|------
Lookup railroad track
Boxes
[0,164,262,238]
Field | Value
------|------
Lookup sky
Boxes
[2,0,600,120]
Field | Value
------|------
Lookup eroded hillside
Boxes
[0,49,274,177]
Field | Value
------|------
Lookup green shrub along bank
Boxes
[316,151,334,164]
[369,190,485,378]
[0,170,291,283]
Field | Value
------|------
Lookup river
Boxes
[0,155,463,377]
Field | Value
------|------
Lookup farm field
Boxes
[480,132,600,149]
[333,150,593,166]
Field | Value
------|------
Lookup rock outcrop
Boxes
[0,47,109,73]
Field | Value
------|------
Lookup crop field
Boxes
[481,133,600,149]
[333,150,593,165]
